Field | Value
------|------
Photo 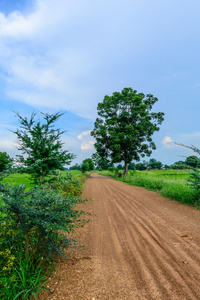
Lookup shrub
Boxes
[0,168,89,299]
[0,183,88,261]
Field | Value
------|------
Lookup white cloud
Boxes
[77,130,91,141]
[162,136,174,148]
[81,140,95,152]
[77,130,95,152]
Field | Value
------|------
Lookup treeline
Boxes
[68,155,200,172]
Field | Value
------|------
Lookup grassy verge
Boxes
[97,170,198,206]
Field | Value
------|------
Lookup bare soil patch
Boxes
[39,173,200,299]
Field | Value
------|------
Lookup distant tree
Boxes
[185,156,199,168]
[92,153,111,170]
[135,162,147,170]
[91,87,164,175]
[164,164,170,169]
[0,152,12,172]
[13,112,74,184]
[171,160,186,170]
[117,164,124,170]
[80,162,89,173]
[82,158,95,171]
[70,163,80,170]
[148,158,162,170]
[128,162,136,170]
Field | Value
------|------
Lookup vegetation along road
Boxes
[41,173,200,299]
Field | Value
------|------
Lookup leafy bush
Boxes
[0,183,88,260]
[0,168,89,298]
[61,172,84,197]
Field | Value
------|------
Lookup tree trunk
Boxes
[124,162,128,175]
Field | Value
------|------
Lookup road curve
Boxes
[41,173,200,300]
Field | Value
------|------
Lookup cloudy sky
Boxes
[0,0,200,166]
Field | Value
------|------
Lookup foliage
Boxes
[82,158,95,171]
[108,167,116,173]
[92,152,111,170]
[80,162,89,173]
[61,172,84,197]
[175,143,200,203]
[128,162,135,170]
[91,87,164,174]
[0,167,89,298]
[69,163,81,170]
[0,182,88,261]
[0,245,47,300]
[12,111,74,184]
[148,158,162,170]
[135,162,147,170]
[0,151,12,172]
[170,160,186,170]
[117,164,124,170]
[185,155,199,168]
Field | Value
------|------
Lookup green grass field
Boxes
[1,170,83,186]
[98,169,198,206]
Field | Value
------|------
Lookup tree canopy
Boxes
[13,111,74,184]
[185,155,199,168]
[82,158,95,171]
[0,151,12,172]
[91,87,164,174]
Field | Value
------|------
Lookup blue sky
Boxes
[0,0,200,166]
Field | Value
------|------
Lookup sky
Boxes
[0,0,200,166]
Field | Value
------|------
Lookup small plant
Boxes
[0,245,48,300]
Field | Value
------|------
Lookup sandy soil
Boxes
[39,173,200,299]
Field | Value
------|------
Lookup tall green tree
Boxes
[91,88,164,174]
[0,152,12,172]
[13,112,74,184]
[82,158,95,171]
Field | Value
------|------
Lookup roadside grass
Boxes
[97,170,197,206]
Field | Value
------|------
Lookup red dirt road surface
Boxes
[41,173,200,299]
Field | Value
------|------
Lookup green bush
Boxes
[0,182,88,260]
[61,173,84,197]
[0,168,89,298]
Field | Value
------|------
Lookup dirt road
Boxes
[41,173,200,299]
